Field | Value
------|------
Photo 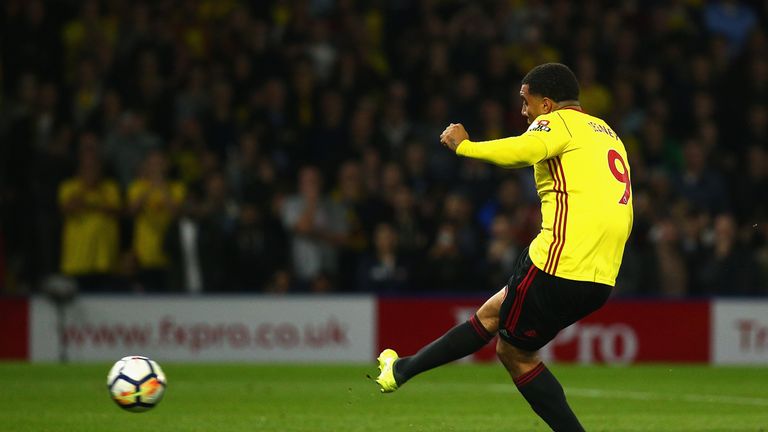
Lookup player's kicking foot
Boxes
[373,348,400,393]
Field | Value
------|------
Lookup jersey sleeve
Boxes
[455,112,572,167]
[455,134,548,168]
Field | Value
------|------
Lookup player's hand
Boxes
[440,123,469,152]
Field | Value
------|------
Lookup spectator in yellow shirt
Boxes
[128,150,186,291]
[58,138,121,291]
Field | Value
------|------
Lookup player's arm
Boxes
[440,117,570,167]
[454,134,548,168]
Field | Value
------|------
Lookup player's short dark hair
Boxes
[521,63,580,102]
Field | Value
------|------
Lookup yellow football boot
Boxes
[374,349,400,393]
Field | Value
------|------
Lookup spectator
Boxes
[380,98,412,154]
[83,86,119,134]
[733,146,768,224]
[311,89,348,171]
[380,161,406,205]
[69,58,103,128]
[168,117,207,187]
[478,177,521,233]
[699,214,760,295]
[164,172,238,293]
[104,111,161,188]
[640,119,681,174]
[331,160,373,291]
[347,103,377,158]
[127,150,185,291]
[484,214,521,289]
[674,139,729,215]
[226,132,276,205]
[175,65,209,124]
[450,73,482,132]
[576,55,612,118]
[204,81,238,160]
[421,221,474,292]
[650,218,689,297]
[704,0,758,57]
[357,223,410,293]
[477,99,506,141]
[58,138,121,291]
[281,166,348,288]
[230,203,289,291]
[609,80,645,139]
[163,191,205,293]
[389,185,429,263]
[441,192,481,261]
[417,95,458,185]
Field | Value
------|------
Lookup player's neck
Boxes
[552,101,582,112]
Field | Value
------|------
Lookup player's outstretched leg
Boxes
[392,312,493,385]
[496,339,584,432]
[373,314,492,392]
[373,287,505,393]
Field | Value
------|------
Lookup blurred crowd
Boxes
[1,0,767,297]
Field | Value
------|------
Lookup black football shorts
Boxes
[498,248,612,352]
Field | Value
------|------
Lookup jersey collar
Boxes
[559,106,584,113]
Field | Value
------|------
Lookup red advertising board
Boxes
[378,297,498,361]
[378,298,710,364]
[0,298,29,360]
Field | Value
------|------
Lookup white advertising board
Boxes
[30,295,376,362]
[712,300,768,364]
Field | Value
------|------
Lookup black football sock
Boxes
[393,314,493,385]
[514,363,584,432]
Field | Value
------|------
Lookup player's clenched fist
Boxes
[439,123,469,152]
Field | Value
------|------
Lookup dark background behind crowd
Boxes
[1,0,767,297]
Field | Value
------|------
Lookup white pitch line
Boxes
[491,385,768,407]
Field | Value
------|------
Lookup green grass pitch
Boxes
[1,363,767,431]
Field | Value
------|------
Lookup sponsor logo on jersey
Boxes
[529,119,551,132]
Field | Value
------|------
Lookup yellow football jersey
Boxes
[58,178,121,275]
[456,107,633,286]
[128,180,187,268]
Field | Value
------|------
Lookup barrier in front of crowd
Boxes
[0,295,766,364]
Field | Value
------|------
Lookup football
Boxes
[106,355,167,412]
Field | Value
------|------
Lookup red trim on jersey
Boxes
[553,157,566,273]
[504,264,538,331]
[550,158,569,274]
[514,362,546,387]
[545,157,567,274]
[544,159,561,273]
